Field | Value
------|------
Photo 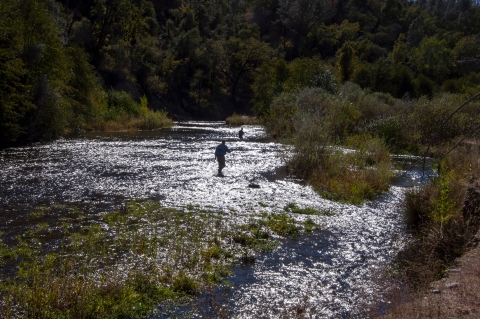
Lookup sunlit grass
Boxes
[283,203,335,216]
[225,113,262,126]
[290,137,393,205]
[86,110,173,131]
[0,200,320,318]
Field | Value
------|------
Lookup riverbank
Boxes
[380,178,480,318]
[380,231,480,318]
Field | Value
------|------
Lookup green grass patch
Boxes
[258,201,268,208]
[257,212,299,238]
[225,113,262,126]
[304,141,392,205]
[0,200,317,318]
[283,203,335,216]
[304,218,317,233]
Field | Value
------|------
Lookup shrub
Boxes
[264,92,297,138]
[225,113,262,126]
[395,147,480,291]
[85,92,173,131]
[107,90,141,118]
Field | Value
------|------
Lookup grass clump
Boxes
[265,87,393,204]
[225,113,262,126]
[0,200,317,318]
[258,201,268,208]
[259,212,300,238]
[293,136,392,205]
[313,147,392,204]
[283,203,335,216]
[304,218,317,233]
[85,93,173,131]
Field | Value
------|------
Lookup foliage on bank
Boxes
[0,200,320,318]
[252,53,480,203]
[225,113,262,126]
[394,146,480,292]
[4,0,480,147]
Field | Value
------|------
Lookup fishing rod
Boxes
[406,90,480,178]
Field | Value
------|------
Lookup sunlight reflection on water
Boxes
[0,122,434,318]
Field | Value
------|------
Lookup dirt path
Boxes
[382,232,480,318]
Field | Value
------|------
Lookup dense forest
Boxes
[2,0,480,149]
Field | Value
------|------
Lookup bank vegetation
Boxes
[0,201,327,318]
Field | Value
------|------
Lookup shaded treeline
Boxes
[3,0,480,148]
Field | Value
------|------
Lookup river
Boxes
[0,122,433,318]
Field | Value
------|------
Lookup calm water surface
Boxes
[0,122,433,318]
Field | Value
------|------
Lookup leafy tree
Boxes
[372,23,403,48]
[16,0,73,141]
[352,63,373,89]
[337,41,357,82]
[406,15,425,47]
[391,33,409,64]
[380,0,404,25]
[302,20,360,58]
[410,37,453,83]
[390,63,415,98]
[353,38,387,63]
[353,57,414,98]
[253,57,339,117]
[252,58,289,118]
[0,0,34,147]
[419,0,471,19]
[413,74,435,98]
[452,35,480,60]
[66,46,107,128]
[458,5,480,34]
[283,57,336,92]
[217,37,273,102]
[277,0,337,57]
[90,0,158,72]
[338,0,379,33]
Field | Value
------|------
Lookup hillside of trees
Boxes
[2,0,480,148]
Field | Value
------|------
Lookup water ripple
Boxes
[0,122,433,318]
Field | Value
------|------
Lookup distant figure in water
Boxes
[239,127,244,139]
[215,140,231,177]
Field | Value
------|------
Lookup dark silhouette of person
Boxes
[239,127,244,139]
[215,140,231,176]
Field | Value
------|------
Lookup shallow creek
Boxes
[0,122,434,318]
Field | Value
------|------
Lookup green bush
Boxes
[282,87,392,203]
[396,148,480,291]
[107,90,141,118]
[225,113,262,126]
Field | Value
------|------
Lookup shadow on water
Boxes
[390,155,436,187]
[0,122,433,318]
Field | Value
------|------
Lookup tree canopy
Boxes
[2,0,480,147]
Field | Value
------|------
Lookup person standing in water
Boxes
[215,140,231,176]
[239,127,244,139]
